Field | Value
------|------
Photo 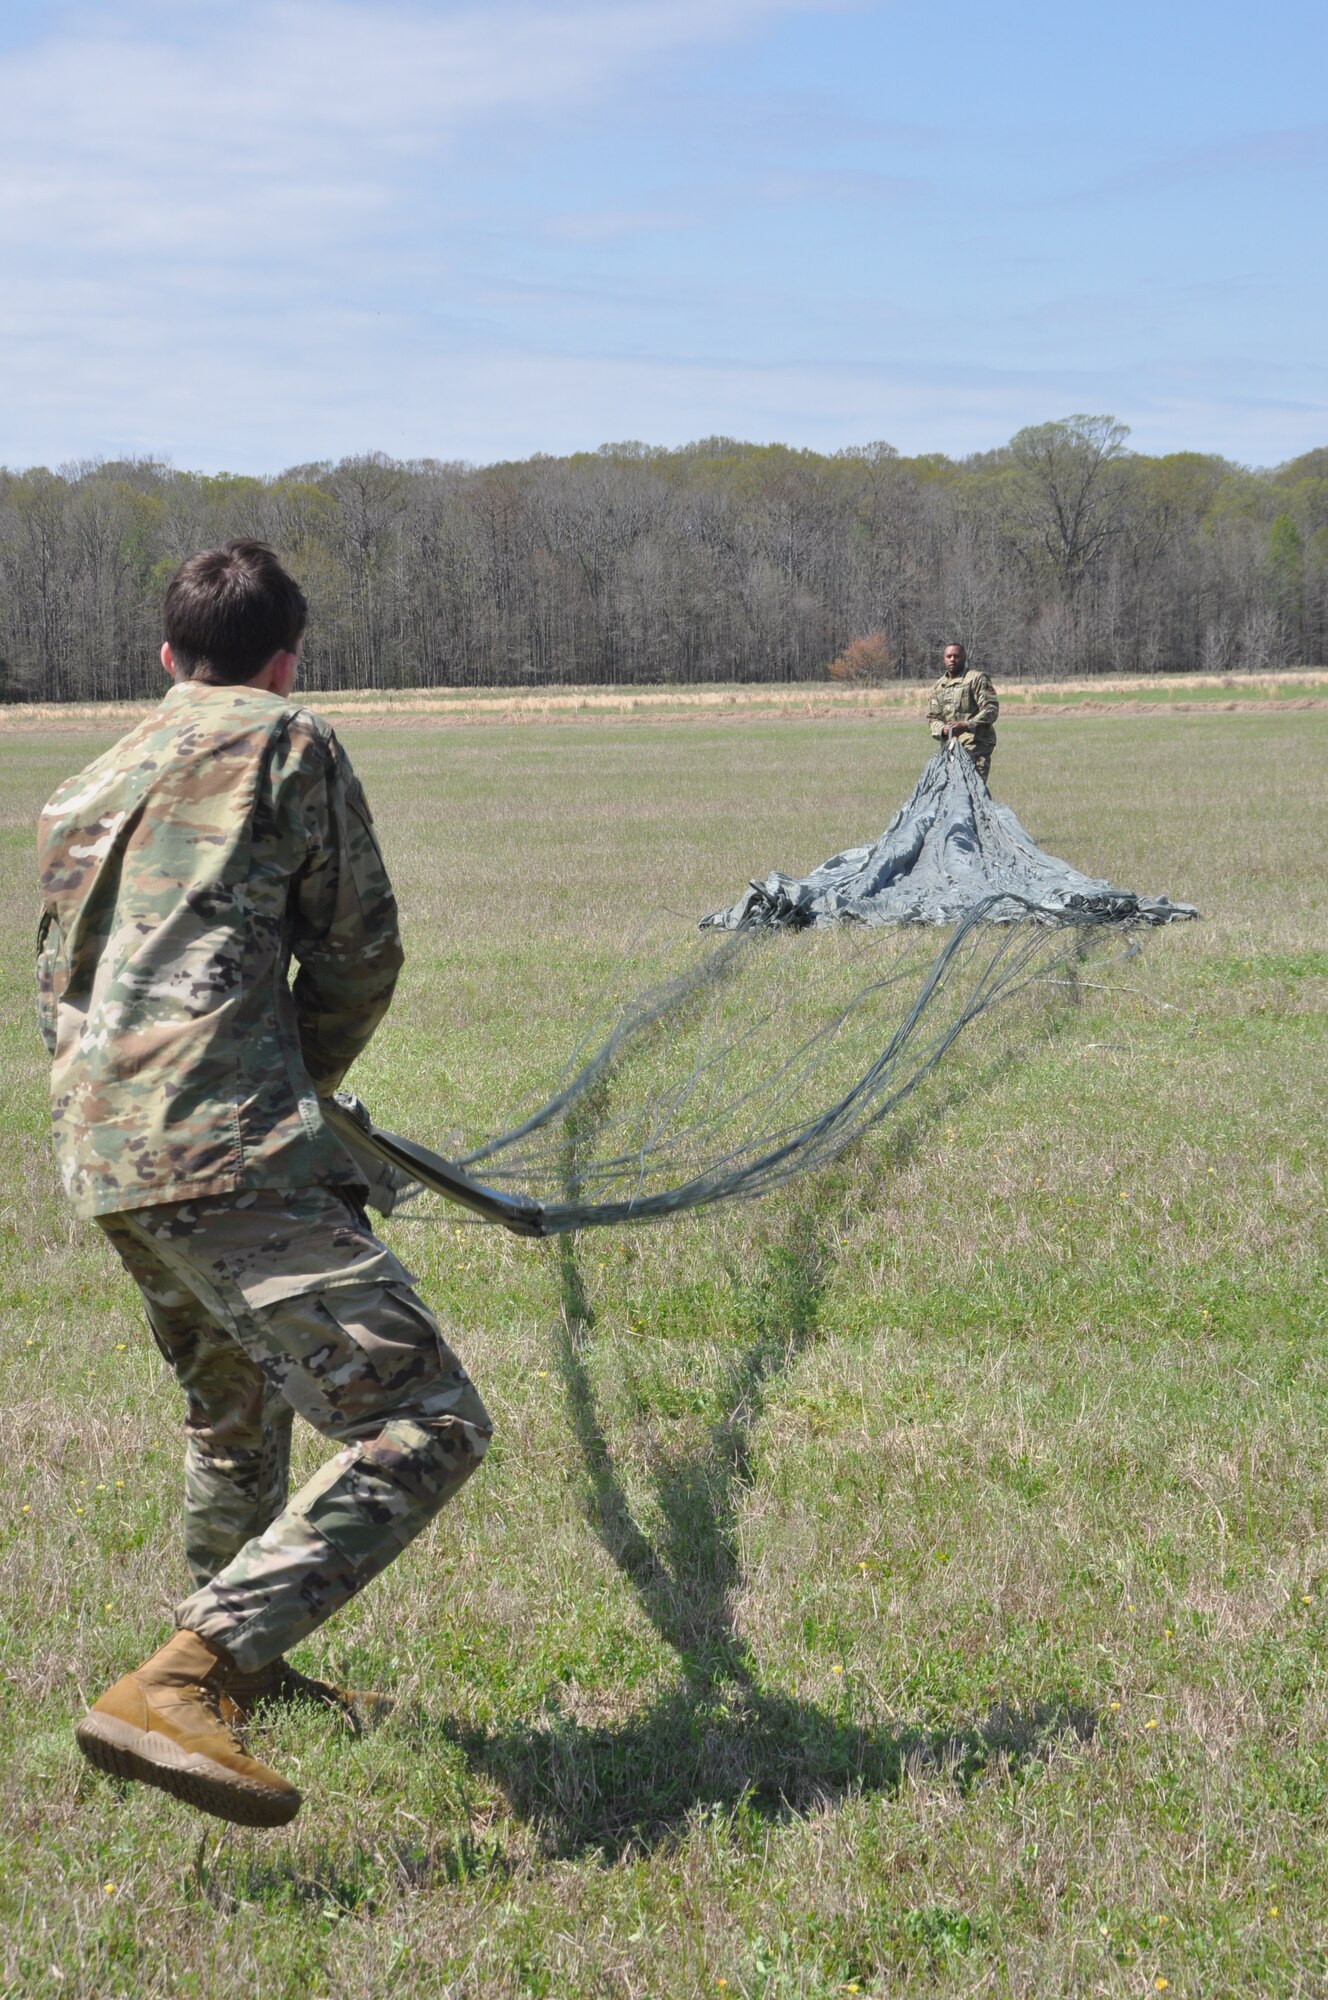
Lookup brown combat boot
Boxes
[75,1629,301,1828]
[221,1657,392,1734]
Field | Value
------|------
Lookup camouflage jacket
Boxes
[36,681,403,1217]
[927,668,999,754]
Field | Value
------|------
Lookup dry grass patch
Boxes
[1,665,1326,736]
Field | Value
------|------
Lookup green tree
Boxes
[1268,512,1305,641]
[1006,414,1131,600]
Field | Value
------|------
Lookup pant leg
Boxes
[110,1190,492,1673]
[963,744,992,784]
[98,1215,294,1589]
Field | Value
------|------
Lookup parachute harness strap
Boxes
[324,1094,548,1238]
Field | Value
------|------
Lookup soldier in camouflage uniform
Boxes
[38,541,491,1827]
[927,642,998,783]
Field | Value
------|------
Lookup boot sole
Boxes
[75,1712,301,1828]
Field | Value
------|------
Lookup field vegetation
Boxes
[1,707,1325,1996]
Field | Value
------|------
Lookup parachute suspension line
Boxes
[333,896,1121,1238]
[457,927,752,1167]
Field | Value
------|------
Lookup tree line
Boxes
[1,416,1324,700]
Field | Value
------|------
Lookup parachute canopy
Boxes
[701,748,1199,931]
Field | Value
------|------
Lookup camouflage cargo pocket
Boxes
[334,1283,491,1433]
[213,1224,418,1313]
[232,1272,486,1443]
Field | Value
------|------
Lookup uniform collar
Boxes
[161,678,291,712]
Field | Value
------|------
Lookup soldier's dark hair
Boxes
[943,640,967,661]
[164,541,308,684]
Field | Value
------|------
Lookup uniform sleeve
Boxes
[970,673,999,727]
[35,908,60,1054]
[285,726,405,1094]
[927,684,946,739]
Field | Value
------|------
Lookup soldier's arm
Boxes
[927,688,946,738]
[285,724,405,1095]
[970,674,999,727]
[35,908,60,1055]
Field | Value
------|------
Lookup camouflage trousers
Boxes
[98,1188,492,1673]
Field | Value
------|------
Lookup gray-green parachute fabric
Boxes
[700,748,1199,931]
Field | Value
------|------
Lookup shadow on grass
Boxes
[194,1823,513,1916]
[455,1221,1096,1860]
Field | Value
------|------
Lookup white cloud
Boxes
[1,0,1322,471]
[1,0,843,465]
[0,0,806,257]
[7,290,1323,472]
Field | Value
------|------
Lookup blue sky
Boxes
[1,0,1324,471]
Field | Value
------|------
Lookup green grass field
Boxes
[2,709,1326,1998]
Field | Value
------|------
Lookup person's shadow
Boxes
[454,1214,1095,1860]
